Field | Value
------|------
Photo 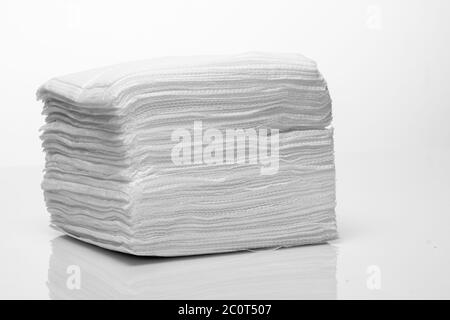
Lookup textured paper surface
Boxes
[38,52,337,256]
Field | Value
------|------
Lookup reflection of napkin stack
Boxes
[48,236,337,299]
[38,52,337,256]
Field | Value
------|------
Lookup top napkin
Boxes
[37,52,332,129]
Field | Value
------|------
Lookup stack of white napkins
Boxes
[38,52,337,256]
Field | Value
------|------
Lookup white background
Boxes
[1,0,449,299]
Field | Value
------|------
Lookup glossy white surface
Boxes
[1,148,449,299]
